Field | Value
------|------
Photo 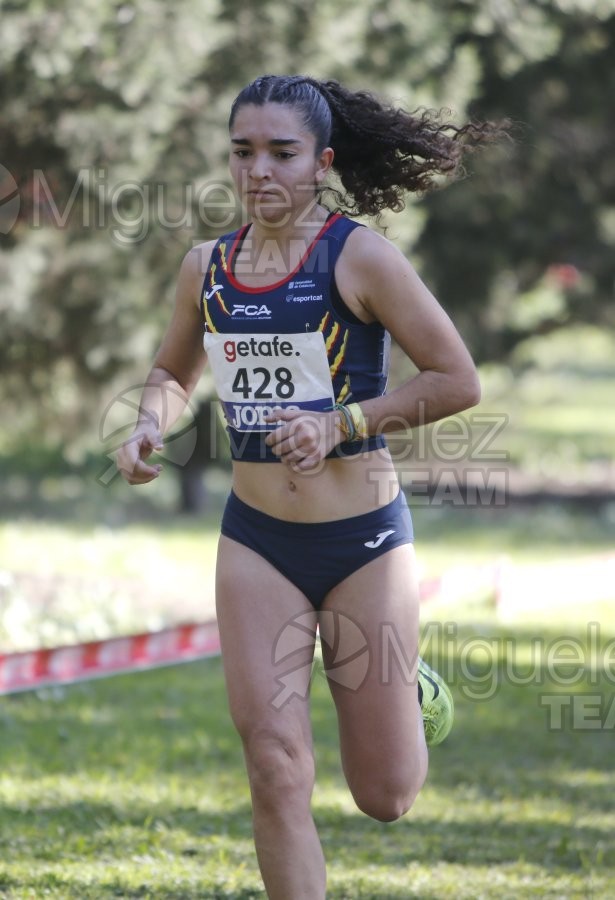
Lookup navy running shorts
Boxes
[220,489,414,609]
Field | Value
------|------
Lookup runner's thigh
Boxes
[215,535,318,747]
[319,544,423,788]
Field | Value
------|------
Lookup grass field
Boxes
[1,624,614,899]
[1,505,614,898]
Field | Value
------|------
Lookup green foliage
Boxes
[1,0,613,450]
[416,3,615,360]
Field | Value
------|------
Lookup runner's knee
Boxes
[350,767,425,822]
[242,724,315,807]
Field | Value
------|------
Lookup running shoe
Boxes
[417,657,454,747]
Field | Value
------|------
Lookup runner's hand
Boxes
[115,423,164,485]
[264,408,344,472]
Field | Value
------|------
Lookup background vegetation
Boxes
[1,1,614,897]
[1,0,615,459]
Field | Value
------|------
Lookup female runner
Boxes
[116,75,494,899]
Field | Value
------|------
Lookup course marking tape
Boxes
[1,567,520,697]
[0,620,221,696]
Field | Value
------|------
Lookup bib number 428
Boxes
[231,366,295,400]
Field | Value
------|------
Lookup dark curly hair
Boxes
[229,74,504,218]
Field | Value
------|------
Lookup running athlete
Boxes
[116,76,497,900]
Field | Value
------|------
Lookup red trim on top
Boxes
[225,213,342,295]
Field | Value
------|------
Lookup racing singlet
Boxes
[201,212,390,462]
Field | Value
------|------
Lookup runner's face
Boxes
[229,102,332,225]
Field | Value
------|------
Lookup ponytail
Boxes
[230,75,504,218]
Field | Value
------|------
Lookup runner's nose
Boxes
[249,153,273,182]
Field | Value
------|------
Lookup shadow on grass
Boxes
[1,631,614,896]
[0,871,263,900]
[0,798,254,842]
[0,797,608,872]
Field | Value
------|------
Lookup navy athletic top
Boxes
[200,212,390,462]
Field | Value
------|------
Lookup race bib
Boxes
[203,332,335,432]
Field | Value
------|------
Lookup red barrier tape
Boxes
[0,570,499,696]
[0,621,221,696]
[2,556,611,697]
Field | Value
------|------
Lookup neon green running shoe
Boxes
[417,657,455,747]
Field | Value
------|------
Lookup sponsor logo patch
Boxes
[204,283,224,300]
[285,293,323,303]
[231,304,272,319]
[364,530,396,549]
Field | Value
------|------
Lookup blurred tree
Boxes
[412,0,615,362]
[0,0,612,468]
[0,0,323,461]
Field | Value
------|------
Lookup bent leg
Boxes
[216,535,325,900]
[320,544,428,822]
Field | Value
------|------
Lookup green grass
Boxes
[476,325,615,471]
[1,627,614,898]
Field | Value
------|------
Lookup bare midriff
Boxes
[231,446,399,522]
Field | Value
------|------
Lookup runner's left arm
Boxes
[340,228,481,435]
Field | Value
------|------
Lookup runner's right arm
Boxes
[115,242,213,485]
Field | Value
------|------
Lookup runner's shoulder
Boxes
[342,224,408,271]
[183,240,217,280]
[174,241,217,311]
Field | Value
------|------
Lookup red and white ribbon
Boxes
[0,620,221,696]
[0,575,479,695]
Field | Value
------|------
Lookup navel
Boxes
[288,480,297,492]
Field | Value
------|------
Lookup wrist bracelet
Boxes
[327,402,368,443]
[335,404,356,442]
[346,403,369,441]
